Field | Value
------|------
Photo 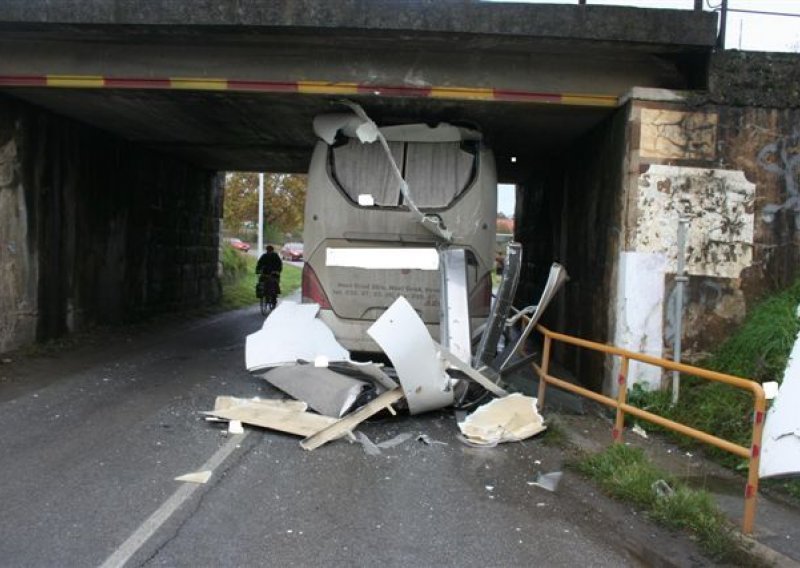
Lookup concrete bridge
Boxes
[1,0,798,392]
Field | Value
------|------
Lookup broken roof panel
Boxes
[245,301,349,372]
[367,296,454,414]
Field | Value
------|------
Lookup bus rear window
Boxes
[330,140,405,206]
[330,140,477,209]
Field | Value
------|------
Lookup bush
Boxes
[221,245,249,284]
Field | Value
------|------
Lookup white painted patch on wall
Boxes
[634,165,755,279]
[612,251,666,391]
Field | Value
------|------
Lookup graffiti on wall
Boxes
[758,129,800,226]
[639,109,717,161]
[634,165,755,279]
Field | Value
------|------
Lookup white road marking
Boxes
[98,431,250,568]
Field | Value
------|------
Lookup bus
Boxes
[301,116,497,352]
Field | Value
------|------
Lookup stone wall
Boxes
[0,96,222,353]
[615,96,800,391]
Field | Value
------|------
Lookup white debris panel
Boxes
[367,296,455,414]
[245,302,349,372]
[760,305,800,479]
[458,393,546,446]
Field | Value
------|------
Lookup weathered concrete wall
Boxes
[516,108,628,392]
[0,103,37,350]
[0,96,222,353]
[617,91,800,390]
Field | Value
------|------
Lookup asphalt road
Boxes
[0,305,710,567]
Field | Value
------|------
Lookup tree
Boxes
[223,172,307,237]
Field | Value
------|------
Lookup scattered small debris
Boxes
[355,432,382,456]
[175,470,212,484]
[1,358,12,364]
[228,420,244,435]
[416,434,447,446]
[529,471,563,492]
[377,432,414,449]
[651,479,675,498]
[631,423,648,439]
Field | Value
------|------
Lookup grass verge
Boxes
[576,444,758,565]
[220,251,302,311]
[629,278,800,501]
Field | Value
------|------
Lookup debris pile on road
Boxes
[204,101,568,453]
[203,262,567,452]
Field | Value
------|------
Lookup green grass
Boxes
[541,420,569,448]
[220,251,302,310]
[576,444,756,564]
[629,277,800,497]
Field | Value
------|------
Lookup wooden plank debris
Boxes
[300,388,404,451]
[203,401,337,438]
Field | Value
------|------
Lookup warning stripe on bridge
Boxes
[0,74,619,108]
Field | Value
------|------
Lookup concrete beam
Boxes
[0,1,717,48]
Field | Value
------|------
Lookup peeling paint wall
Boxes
[634,165,754,279]
[615,96,800,391]
[0,96,223,353]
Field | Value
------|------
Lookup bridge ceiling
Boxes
[5,88,611,181]
[0,1,717,181]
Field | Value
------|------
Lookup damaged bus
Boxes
[301,110,497,352]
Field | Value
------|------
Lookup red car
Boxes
[280,242,304,261]
[229,238,251,252]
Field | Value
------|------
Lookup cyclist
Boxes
[256,245,283,278]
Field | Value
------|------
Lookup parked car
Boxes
[281,242,304,261]
[229,238,251,252]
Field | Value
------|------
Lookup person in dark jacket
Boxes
[256,245,283,296]
[256,245,283,275]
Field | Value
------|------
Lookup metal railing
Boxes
[524,318,766,534]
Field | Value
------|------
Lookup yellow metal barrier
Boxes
[524,320,766,535]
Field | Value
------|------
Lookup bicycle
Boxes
[256,271,280,316]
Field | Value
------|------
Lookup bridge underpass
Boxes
[4,3,800,566]
[0,1,720,390]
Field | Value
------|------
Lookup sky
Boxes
[483,1,800,51]
[494,0,800,216]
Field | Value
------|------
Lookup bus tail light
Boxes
[469,273,492,318]
[302,264,332,309]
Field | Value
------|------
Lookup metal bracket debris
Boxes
[439,248,472,364]
[474,241,522,367]
[436,342,508,398]
[499,262,568,371]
